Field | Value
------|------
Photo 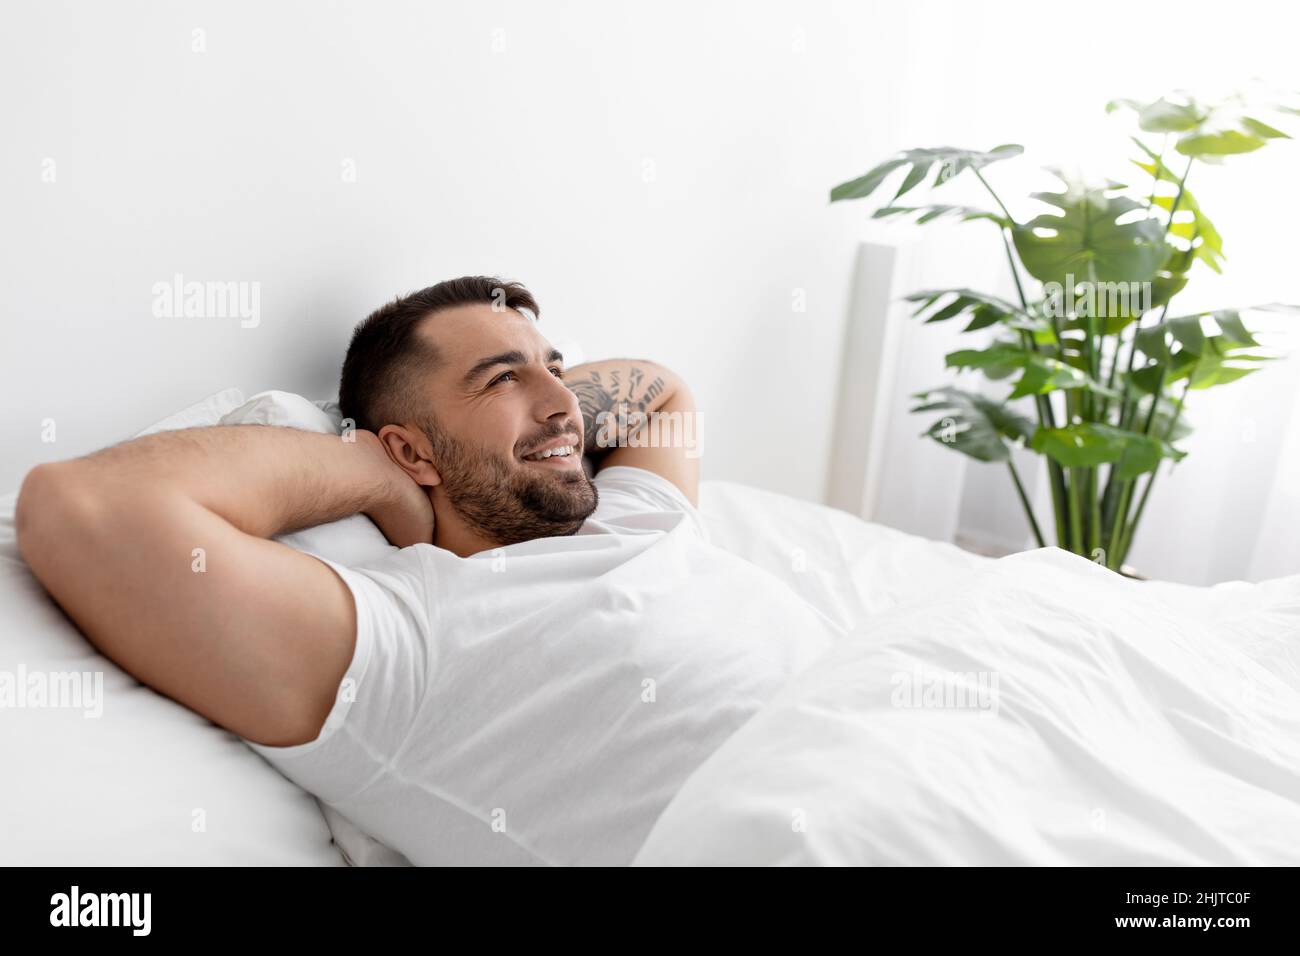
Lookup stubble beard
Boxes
[422,419,598,546]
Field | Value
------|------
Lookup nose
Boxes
[535,367,581,429]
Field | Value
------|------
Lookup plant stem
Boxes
[1106,481,1133,570]
[1098,332,1123,421]
[1118,382,1190,565]
[1104,363,1167,566]
[1088,468,1102,556]
[1007,458,1046,548]
[1140,369,1168,434]
[1067,467,1085,554]
[1000,231,1031,320]
[1085,261,1102,402]
[973,167,1015,223]
[1161,148,1192,228]
[1114,157,1194,429]
[1101,157,1196,565]
[1143,135,1170,216]
[977,164,1071,549]
[1048,442,1069,549]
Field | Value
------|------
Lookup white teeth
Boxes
[526,444,573,461]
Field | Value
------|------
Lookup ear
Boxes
[377,423,442,489]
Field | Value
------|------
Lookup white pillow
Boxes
[139,388,398,570]
[0,387,407,866]
[319,804,414,866]
[133,386,247,437]
[0,387,350,864]
[217,390,399,569]
[0,487,345,865]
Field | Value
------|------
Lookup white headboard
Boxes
[823,236,1029,546]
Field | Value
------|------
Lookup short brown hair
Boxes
[338,276,539,432]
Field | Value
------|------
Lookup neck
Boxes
[430,499,505,558]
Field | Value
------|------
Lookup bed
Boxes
[2,389,1297,866]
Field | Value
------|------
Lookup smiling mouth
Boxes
[521,443,579,465]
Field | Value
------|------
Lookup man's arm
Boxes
[563,359,700,505]
[14,426,433,747]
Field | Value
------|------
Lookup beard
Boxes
[421,417,598,546]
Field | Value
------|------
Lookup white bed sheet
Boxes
[637,481,1300,865]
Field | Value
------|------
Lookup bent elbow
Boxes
[14,462,99,575]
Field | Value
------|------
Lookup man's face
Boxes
[411,303,597,545]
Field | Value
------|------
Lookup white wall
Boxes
[1,0,919,497]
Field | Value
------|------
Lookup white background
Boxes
[3,0,1297,583]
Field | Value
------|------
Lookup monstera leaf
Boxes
[1134,310,1258,361]
[911,386,1034,463]
[1107,94,1294,160]
[830,145,1023,204]
[1030,423,1183,479]
[1131,139,1224,273]
[939,341,1121,398]
[1012,178,1170,288]
[944,341,1027,380]
[1148,248,1194,309]
[1009,353,1119,400]
[1134,394,1194,441]
[1106,96,1204,133]
[871,204,1009,227]
[1144,340,1277,391]
[1131,308,1284,392]
[905,288,1054,341]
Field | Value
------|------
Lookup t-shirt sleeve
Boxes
[588,465,709,539]
[243,546,434,804]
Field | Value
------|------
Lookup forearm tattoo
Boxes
[565,363,667,456]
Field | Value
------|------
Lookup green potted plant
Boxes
[830,91,1298,572]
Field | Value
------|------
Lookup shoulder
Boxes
[587,465,708,537]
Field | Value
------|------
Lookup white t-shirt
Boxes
[246,466,840,866]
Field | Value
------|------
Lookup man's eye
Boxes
[550,367,564,378]
[491,371,517,386]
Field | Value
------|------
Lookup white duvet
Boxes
[637,481,1300,866]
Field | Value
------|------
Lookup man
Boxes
[15,276,837,865]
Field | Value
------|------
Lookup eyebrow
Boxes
[462,348,564,387]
